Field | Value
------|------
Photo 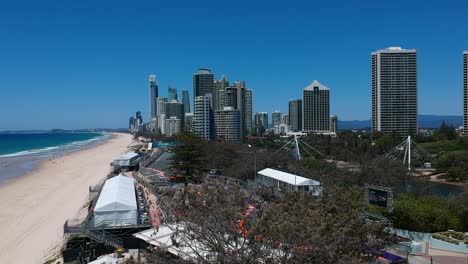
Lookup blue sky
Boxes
[0,0,467,130]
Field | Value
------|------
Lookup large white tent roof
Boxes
[94,175,136,212]
[257,168,321,186]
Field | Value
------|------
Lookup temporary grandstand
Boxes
[94,175,138,227]
[254,168,322,196]
[110,151,141,171]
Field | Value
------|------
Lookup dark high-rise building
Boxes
[215,107,241,143]
[372,47,417,135]
[149,75,158,119]
[193,69,214,97]
[245,89,253,135]
[254,112,268,136]
[214,75,229,111]
[182,89,191,114]
[289,99,303,132]
[303,80,330,133]
[164,100,184,131]
[168,86,178,101]
[464,51,468,134]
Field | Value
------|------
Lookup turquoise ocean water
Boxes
[0,132,105,157]
[0,132,110,183]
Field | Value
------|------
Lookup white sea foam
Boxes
[0,134,110,158]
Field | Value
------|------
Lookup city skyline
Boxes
[1,1,468,130]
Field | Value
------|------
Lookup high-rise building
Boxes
[303,80,330,133]
[214,75,229,111]
[156,98,168,117]
[254,112,268,136]
[245,89,253,135]
[289,99,303,132]
[164,100,184,131]
[464,51,468,134]
[158,114,166,135]
[193,95,214,140]
[164,117,181,137]
[330,115,338,133]
[372,47,417,135]
[225,85,249,140]
[149,75,158,119]
[184,112,194,132]
[272,111,282,127]
[193,69,214,97]
[282,114,289,126]
[168,86,178,101]
[214,107,241,143]
[182,89,191,113]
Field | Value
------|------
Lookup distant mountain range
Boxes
[338,115,463,130]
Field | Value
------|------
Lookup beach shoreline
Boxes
[0,132,133,263]
[0,132,112,185]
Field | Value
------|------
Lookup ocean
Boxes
[0,132,110,183]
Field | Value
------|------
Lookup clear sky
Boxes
[0,0,467,130]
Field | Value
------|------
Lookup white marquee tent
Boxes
[94,175,137,227]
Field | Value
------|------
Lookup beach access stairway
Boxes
[63,220,123,249]
[84,228,123,249]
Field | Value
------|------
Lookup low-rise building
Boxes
[254,168,322,196]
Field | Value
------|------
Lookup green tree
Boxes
[390,195,461,232]
[169,132,208,183]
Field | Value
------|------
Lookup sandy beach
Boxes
[0,133,133,263]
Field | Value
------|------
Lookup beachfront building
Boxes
[303,80,330,133]
[214,107,241,143]
[254,168,322,196]
[110,152,141,171]
[372,47,418,135]
[289,99,302,132]
[149,75,158,120]
[193,95,214,140]
[93,175,138,227]
[164,117,181,137]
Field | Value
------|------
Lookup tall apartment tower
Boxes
[214,107,241,143]
[156,98,168,117]
[272,111,282,127]
[168,86,178,101]
[193,95,214,140]
[245,89,253,135]
[182,89,191,113]
[289,99,303,132]
[214,75,229,111]
[303,80,330,133]
[193,69,214,97]
[149,75,158,119]
[225,85,248,140]
[164,100,184,132]
[254,112,269,136]
[464,51,468,134]
[372,47,417,135]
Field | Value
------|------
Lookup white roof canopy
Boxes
[115,151,139,161]
[94,175,137,212]
[257,168,321,186]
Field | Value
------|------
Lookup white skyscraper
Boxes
[372,47,417,135]
[193,95,214,140]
